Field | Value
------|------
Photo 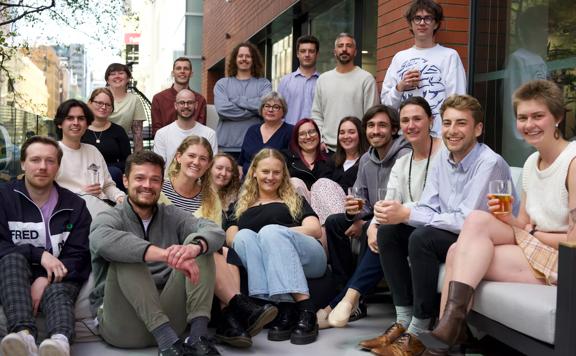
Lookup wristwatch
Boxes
[189,239,206,255]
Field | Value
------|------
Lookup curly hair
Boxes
[167,135,220,222]
[235,148,302,220]
[227,42,265,78]
[211,152,241,209]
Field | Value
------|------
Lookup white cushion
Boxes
[472,281,556,344]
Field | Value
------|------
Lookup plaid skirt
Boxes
[513,227,558,285]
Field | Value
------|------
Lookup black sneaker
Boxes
[290,310,319,345]
[348,299,368,323]
[214,307,252,348]
[184,336,221,356]
[159,340,189,356]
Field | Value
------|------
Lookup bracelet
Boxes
[529,228,537,236]
[190,239,206,255]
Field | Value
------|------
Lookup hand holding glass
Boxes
[347,187,365,215]
[488,180,512,215]
[378,187,401,203]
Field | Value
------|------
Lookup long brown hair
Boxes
[332,116,368,167]
[211,152,241,209]
[235,149,302,220]
[168,135,220,222]
[227,42,265,78]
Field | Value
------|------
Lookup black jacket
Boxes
[0,179,92,283]
[283,149,334,189]
[328,158,360,193]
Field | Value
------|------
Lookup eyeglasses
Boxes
[91,100,112,109]
[412,15,434,25]
[176,100,196,107]
[263,104,282,112]
[298,130,318,139]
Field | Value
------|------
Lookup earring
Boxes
[554,123,561,140]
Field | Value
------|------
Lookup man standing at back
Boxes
[380,0,466,135]
[151,57,207,136]
[214,42,272,157]
[311,33,378,153]
[278,35,320,125]
[153,89,218,167]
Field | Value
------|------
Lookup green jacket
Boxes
[88,199,225,314]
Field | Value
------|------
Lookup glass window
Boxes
[272,33,293,90]
[473,0,576,166]
[311,0,354,74]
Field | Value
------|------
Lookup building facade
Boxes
[201,0,576,165]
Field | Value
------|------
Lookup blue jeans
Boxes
[232,224,327,302]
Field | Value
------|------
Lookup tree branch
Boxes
[0,0,55,27]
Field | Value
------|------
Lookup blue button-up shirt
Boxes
[277,68,319,125]
[408,143,520,234]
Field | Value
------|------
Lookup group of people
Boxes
[0,1,575,356]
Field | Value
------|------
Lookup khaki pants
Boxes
[97,252,215,348]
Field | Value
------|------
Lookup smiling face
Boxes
[516,99,560,148]
[399,104,432,145]
[410,9,438,41]
[253,156,284,196]
[59,106,88,141]
[106,70,129,89]
[261,99,284,123]
[334,36,356,65]
[297,122,320,153]
[211,156,233,188]
[338,120,360,155]
[366,112,395,150]
[175,143,211,181]
[21,143,59,191]
[174,90,197,121]
[123,163,163,209]
[441,108,482,162]
[172,60,192,86]
[236,46,253,73]
[89,92,113,120]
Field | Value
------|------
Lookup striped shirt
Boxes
[161,179,202,214]
[408,143,519,234]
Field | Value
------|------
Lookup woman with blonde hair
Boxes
[226,148,326,345]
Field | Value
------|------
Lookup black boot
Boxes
[229,294,278,337]
[214,307,252,348]
[290,309,319,345]
[267,303,297,341]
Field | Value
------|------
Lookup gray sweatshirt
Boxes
[352,136,411,220]
[214,76,272,150]
[89,200,225,313]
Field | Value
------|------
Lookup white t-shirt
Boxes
[380,44,467,135]
[153,120,218,168]
[56,142,125,202]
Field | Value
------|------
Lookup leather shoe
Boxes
[371,333,424,356]
[290,310,319,345]
[268,303,297,341]
[316,308,331,329]
[328,299,354,327]
[359,322,405,350]
[229,294,278,337]
[214,307,252,348]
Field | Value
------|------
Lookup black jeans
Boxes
[324,213,370,286]
[377,224,457,319]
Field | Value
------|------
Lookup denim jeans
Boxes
[232,224,327,302]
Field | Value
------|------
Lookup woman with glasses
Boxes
[238,92,293,177]
[82,88,131,191]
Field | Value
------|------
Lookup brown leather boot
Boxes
[419,281,474,350]
[359,322,405,350]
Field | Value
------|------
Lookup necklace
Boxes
[92,130,104,144]
[408,137,433,202]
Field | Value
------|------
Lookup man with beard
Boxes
[278,35,320,125]
[153,89,217,169]
[90,150,225,356]
[362,95,517,356]
[380,0,466,135]
[0,136,91,356]
[324,105,410,309]
[214,42,272,157]
[311,33,378,152]
[151,57,207,136]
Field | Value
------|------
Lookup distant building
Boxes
[54,44,89,100]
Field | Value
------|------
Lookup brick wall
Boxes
[202,0,298,102]
[376,0,471,89]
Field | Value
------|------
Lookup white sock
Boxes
[394,305,413,329]
[406,317,431,336]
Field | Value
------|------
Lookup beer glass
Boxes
[348,187,365,214]
[489,180,512,215]
[378,187,401,202]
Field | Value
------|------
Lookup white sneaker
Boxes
[38,334,69,356]
[1,330,38,356]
